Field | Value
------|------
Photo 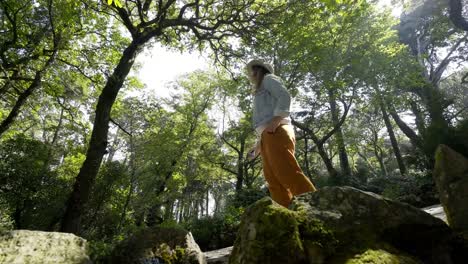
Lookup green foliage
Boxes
[365,173,437,207]
[188,205,244,251]
[228,188,268,208]
[153,243,190,264]
[0,135,70,229]
[81,161,131,241]
[0,212,13,231]
[88,240,115,263]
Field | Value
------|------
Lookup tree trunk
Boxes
[60,39,143,234]
[0,43,58,137]
[328,89,352,176]
[449,0,468,32]
[316,143,338,179]
[13,202,24,229]
[117,134,136,232]
[0,73,42,136]
[423,87,451,155]
[206,190,209,216]
[379,100,406,175]
[304,137,312,178]
[409,100,426,135]
[388,107,423,149]
[235,139,245,194]
[371,129,388,176]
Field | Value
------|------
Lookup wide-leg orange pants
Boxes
[261,124,316,207]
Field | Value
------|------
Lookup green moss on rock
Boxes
[340,248,422,264]
[298,216,339,257]
[229,197,307,264]
[229,197,339,264]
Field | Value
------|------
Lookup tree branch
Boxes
[388,107,423,149]
[109,117,132,136]
[431,33,468,85]
[219,134,241,154]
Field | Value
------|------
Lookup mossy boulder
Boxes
[433,144,468,233]
[0,230,91,264]
[228,197,330,264]
[105,227,205,264]
[229,186,467,264]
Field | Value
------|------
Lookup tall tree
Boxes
[397,0,468,159]
[60,0,278,234]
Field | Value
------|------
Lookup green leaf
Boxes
[107,0,123,8]
[114,0,123,8]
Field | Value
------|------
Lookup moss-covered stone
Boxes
[291,187,456,262]
[230,186,464,263]
[229,197,307,264]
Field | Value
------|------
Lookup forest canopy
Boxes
[0,0,467,258]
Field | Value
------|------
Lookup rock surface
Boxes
[422,204,447,223]
[203,204,448,264]
[105,227,206,264]
[229,186,467,264]
[0,230,91,264]
[433,144,468,233]
[205,246,232,264]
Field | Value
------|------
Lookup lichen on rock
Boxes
[0,230,91,264]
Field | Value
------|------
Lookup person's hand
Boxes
[265,116,282,134]
[247,143,261,160]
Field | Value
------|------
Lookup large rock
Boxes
[433,144,468,233]
[229,186,467,264]
[0,230,91,264]
[105,227,206,264]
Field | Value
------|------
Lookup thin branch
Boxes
[219,133,241,154]
[431,33,468,84]
[110,117,132,136]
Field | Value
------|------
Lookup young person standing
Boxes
[247,59,316,208]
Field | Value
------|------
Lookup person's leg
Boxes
[261,134,293,207]
[262,125,316,199]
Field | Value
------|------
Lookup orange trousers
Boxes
[261,124,316,207]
